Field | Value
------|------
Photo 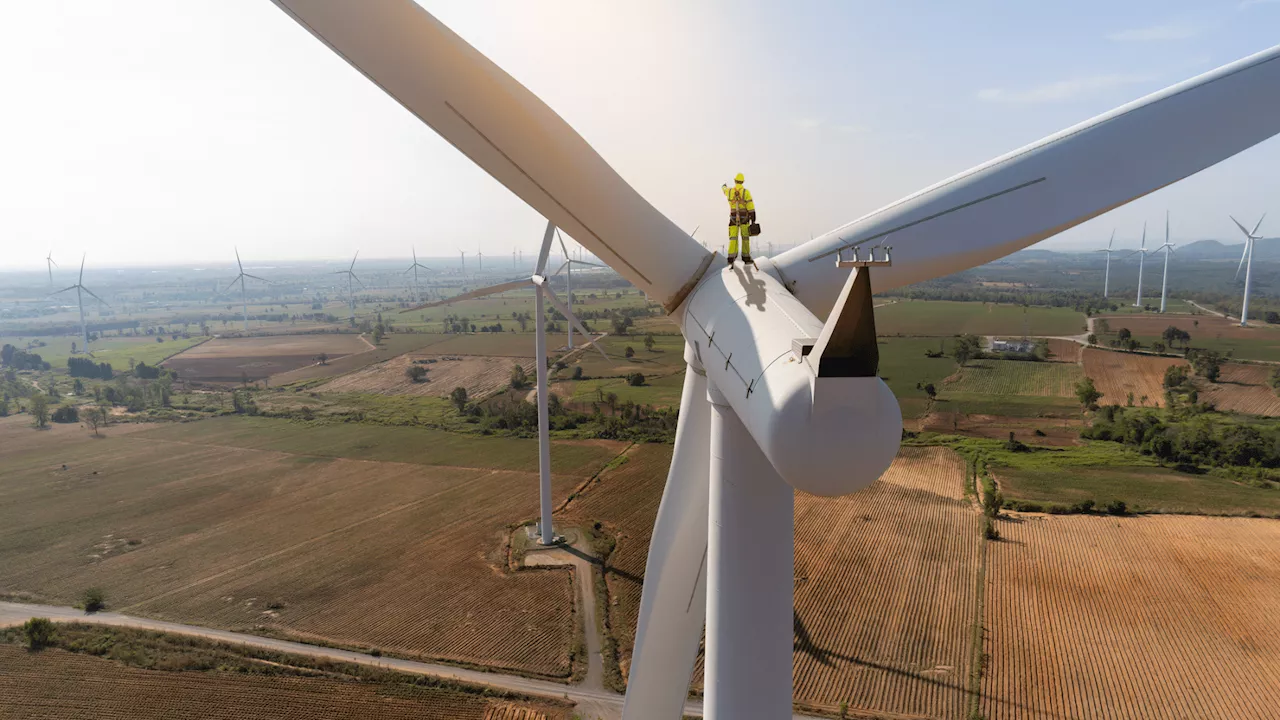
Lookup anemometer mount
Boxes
[801,245,891,377]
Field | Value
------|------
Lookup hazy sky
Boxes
[3,1,1279,272]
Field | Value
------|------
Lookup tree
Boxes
[51,405,78,423]
[316,352,328,366]
[572,366,584,380]
[1116,327,1132,342]
[406,365,428,383]
[1086,333,1098,346]
[923,383,937,402]
[644,334,656,352]
[627,372,645,386]
[1152,341,1166,354]
[1074,377,1102,410]
[84,406,106,437]
[82,588,106,613]
[510,364,529,389]
[450,386,468,413]
[625,346,636,358]
[1095,319,1111,335]
[30,394,49,429]
[953,334,982,368]
[22,618,55,650]
[72,378,85,395]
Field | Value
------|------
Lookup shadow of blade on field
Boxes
[561,543,643,585]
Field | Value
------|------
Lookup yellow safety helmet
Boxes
[734,173,745,183]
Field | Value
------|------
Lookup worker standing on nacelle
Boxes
[722,173,759,267]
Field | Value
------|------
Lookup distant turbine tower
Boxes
[403,220,607,545]
[1128,223,1150,308]
[405,247,432,302]
[457,249,467,276]
[1097,229,1116,297]
[512,247,517,268]
[477,245,484,273]
[554,229,604,350]
[1157,213,1176,313]
[45,251,57,289]
[334,251,364,326]
[225,248,270,332]
[1231,213,1268,327]
[52,254,109,352]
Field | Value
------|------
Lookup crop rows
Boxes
[1197,363,1280,416]
[1081,348,1183,407]
[0,646,500,719]
[319,353,533,398]
[948,359,1083,397]
[981,514,1280,719]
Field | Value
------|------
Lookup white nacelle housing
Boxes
[682,266,902,496]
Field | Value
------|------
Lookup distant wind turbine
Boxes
[225,248,270,332]
[476,245,484,273]
[1231,213,1268,327]
[334,251,364,326]
[1096,230,1116,298]
[403,221,607,545]
[554,229,604,350]
[458,249,467,276]
[52,254,109,352]
[1157,213,1176,313]
[405,247,432,302]
[45,251,57,289]
[1128,223,1150,308]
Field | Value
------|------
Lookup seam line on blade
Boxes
[445,102,651,287]
[688,546,708,613]
[806,177,1046,262]
[807,50,1280,253]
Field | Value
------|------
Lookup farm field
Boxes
[980,513,1280,720]
[877,337,962,419]
[268,332,454,386]
[0,414,625,678]
[163,333,370,384]
[0,643,567,720]
[1196,362,1280,416]
[913,413,1083,447]
[1097,313,1280,361]
[1081,347,1183,408]
[946,359,1082,397]
[876,300,1086,337]
[1045,338,1083,363]
[319,352,534,399]
[567,371,687,408]
[564,333,686,380]
[6,333,210,371]
[934,393,1079,419]
[565,446,983,718]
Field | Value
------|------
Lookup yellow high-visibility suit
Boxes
[723,179,755,261]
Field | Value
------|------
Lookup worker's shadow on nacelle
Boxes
[729,265,769,312]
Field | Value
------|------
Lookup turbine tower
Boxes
[225,248,270,332]
[334,251,363,326]
[1231,214,1267,327]
[404,221,607,545]
[52,254,108,352]
[553,229,603,350]
[457,249,466,276]
[1129,223,1150,308]
[476,245,483,273]
[265,5,1280,715]
[45,251,57,289]
[1157,213,1176,313]
[1097,230,1116,298]
[405,246,432,302]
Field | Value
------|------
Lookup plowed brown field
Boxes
[319,353,534,398]
[565,445,981,717]
[0,645,511,720]
[1096,313,1264,339]
[1082,348,1184,407]
[981,513,1280,720]
[0,414,625,679]
[1197,363,1280,416]
[163,333,370,384]
[1046,338,1083,363]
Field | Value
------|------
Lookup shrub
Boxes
[51,405,79,423]
[82,588,106,613]
[572,366,584,380]
[627,372,645,387]
[1069,499,1096,514]
[405,365,428,383]
[983,517,1000,540]
[22,617,56,650]
[624,346,635,358]
[1105,499,1128,516]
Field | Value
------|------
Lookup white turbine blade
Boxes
[690,224,700,239]
[1236,239,1250,280]
[553,260,571,277]
[1165,211,1170,245]
[235,247,244,273]
[537,281,608,361]
[79,254,85,284]
[81,286,110,307]
[1108,229,1114,250]
[773,44,1280,318]
[1252,213,1267,237]
[48,256,57,268]
[268,0,709,309]
[350,272,365,288]
[350,250,359,271]
[555,228,570,260]
[1230,214,1255,238]
[623,365,711,720]
[570,259,605,268]
[52,284,78,295]
[243,273,271,283]
[536,220,555,276]
[401,278,530,312]
[1140,223,1147,250]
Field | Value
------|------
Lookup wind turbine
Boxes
[1231,214,1267,327]
[1157,213,1176,313]
[457,249,467,276]
[553,229,603,350]
[52,254,108,352]
[334,251,363,326]
[1097,230,1116,297]
[403,221,607,545]
[1129,223,1150,308]
[405,246,432,302]
[476,245,484,273]
[225,248,270,332]
[265,6,1280,716]
[45,251,57,289]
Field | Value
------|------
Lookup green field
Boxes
[1129,333,1280,362]
[934,393,1080,418]
[876,300,1086,337]
[1102,299,1197,315]
[946,359,1083,397]
[569,371,687,407]
[4,334,211,371]
[997,464,1280,516]
[566,334,686,379]
[876,337,961,418]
